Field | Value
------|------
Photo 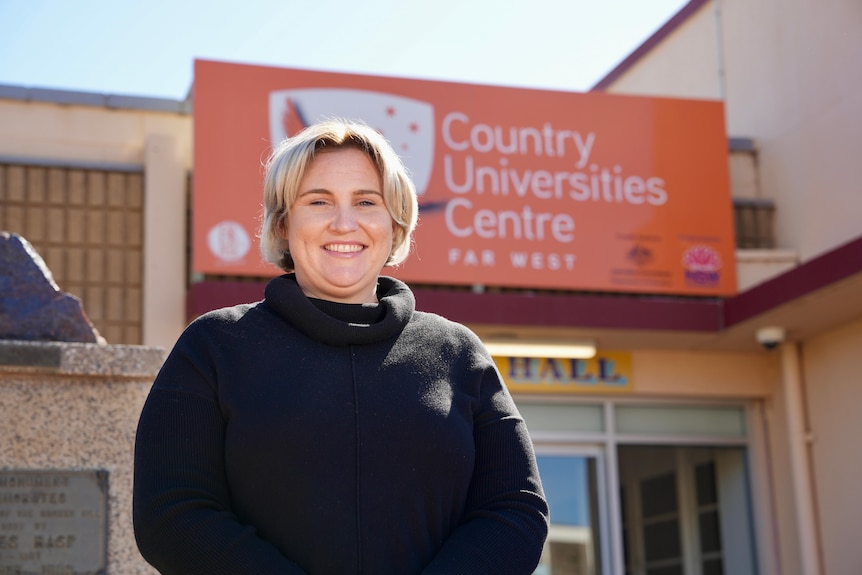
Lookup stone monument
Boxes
[0,232,164,574]
[0,232,105,344]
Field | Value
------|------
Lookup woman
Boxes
[133,119,549,574]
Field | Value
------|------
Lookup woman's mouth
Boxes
[324,243,364,253]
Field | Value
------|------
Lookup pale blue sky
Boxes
[0,0,688,99]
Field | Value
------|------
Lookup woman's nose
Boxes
[330,205,358,232]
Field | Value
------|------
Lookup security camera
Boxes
[755,326,786,350]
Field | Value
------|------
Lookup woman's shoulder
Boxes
[186,301,259,328]
[408,310,486,348]
[179,301,269,343]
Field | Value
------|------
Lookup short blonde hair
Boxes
[259,119,419,272]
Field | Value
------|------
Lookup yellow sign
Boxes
[494,351,633,393]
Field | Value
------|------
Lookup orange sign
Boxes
[193,59,736,295]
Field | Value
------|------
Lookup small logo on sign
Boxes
[626,243,654,266]
[208,221,251,263]
[682,245,722,286]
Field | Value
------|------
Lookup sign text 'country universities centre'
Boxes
[193,59,737,296]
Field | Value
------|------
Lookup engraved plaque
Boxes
[0,470,107,575]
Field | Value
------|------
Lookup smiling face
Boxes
[282,147,394,304]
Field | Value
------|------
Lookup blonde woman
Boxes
[133,119,548,574]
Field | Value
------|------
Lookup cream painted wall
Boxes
[0,101,191,167]
[802,318,862,575]
[143,134,187,348]
[722,0,862,260]
[604,1,722,101]
[735,249,798,291]
[0,99,192,350]
[631,349,777,397]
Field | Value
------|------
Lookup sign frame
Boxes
[193,59,737,296]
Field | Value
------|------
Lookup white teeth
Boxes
[325,244,363,253]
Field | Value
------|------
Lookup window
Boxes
[522,401,758,575]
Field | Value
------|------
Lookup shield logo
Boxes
[268,88,435,197]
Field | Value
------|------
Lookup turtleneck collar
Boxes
[262,274,415,346]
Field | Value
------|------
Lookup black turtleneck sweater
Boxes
[133,275,548,574]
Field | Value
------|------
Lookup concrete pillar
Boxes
[143,134,186,349]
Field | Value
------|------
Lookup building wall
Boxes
[631,349,775,398]
[600,1,862,572]
[0,99,191,350]
[0,100,189,168]
[0,164,146,343]
[746,322,862,575]
[721,0,862,262]
[803,317,862,575]
[604,1,722,101]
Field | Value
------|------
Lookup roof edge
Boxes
[0,83,190,114]
[723,235,862,327]
[187,280,724,333]
[187,234,862,336]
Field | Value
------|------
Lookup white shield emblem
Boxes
[268,88,435,197]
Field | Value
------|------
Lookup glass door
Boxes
[533,447,610,575]
[617,446,756,575]
[518,400,759,575]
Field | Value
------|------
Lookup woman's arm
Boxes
[422,365,549,574]
[133,335,309,575]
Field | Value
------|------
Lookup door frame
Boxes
[533,442,613,575]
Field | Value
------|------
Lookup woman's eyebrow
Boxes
[297,188,382,197]
[297,188,332,197]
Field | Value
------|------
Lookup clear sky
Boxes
[0,0,688,100]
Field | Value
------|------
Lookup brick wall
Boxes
[0,164,144,344]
